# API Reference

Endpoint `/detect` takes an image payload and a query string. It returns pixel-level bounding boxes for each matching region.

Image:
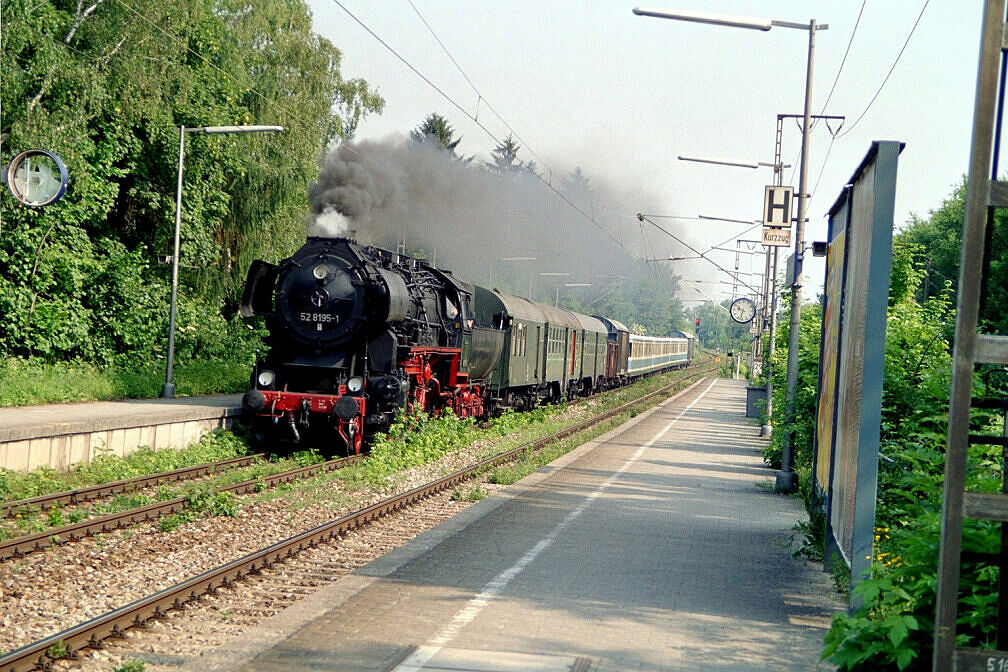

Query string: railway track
[0,454,364,560]
[1,454,266,518]
[1,367,714,672]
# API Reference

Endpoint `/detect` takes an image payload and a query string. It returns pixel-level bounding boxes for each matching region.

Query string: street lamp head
[698,214,761,225]
[633,7,771,31]
[678,155,759,169]
[194,125,285,135]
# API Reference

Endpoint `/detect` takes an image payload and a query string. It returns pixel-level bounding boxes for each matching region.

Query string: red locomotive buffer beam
[251,389,365,455]
[399,347,486,420]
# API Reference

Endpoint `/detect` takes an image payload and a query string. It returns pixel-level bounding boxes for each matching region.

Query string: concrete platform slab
[0,394,243,471]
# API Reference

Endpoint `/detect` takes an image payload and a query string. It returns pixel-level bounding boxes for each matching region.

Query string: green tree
[900,178,1008,333]
[487,133,538,176]
[1,0,382,369]
[411,112,462,154]
[488,133,521,174]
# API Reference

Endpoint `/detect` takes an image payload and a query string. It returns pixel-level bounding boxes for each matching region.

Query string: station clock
[729,296,757,324]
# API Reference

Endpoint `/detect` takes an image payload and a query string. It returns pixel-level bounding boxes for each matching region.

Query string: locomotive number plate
[299,312,337,324]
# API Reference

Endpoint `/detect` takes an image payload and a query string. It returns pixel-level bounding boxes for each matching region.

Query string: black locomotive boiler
[240,236,693,455]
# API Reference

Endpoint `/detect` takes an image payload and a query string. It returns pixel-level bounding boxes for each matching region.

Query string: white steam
[310,206,353,238]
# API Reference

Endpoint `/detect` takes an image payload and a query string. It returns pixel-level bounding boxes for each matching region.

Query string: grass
[113,661,146,672]
[451,485,489,502]
[0,357,250,407]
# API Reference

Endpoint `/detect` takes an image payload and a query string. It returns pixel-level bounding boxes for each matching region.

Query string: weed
[46,640,69,660]
[291,448,324,467]
[451,486,487,502]
[187,491,238,518]
[113,660,146,672]
[159,489,239,533]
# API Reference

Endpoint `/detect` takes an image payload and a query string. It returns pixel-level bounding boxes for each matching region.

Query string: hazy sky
[306,0,982,300]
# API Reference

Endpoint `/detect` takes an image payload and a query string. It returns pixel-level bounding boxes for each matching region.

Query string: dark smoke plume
[307,135,684,295]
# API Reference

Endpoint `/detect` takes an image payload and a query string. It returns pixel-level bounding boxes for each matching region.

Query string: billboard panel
[817,141,902,607]
[815,222,846,490]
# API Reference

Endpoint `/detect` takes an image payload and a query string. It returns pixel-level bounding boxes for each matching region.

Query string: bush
[362,412,478,484]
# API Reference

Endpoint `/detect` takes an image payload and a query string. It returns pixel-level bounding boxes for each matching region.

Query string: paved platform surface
[0,394,243,442]
[189,378,840,672]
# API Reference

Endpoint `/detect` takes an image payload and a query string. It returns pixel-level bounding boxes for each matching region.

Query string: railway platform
[0,393,243,472]
[185,377,841,672]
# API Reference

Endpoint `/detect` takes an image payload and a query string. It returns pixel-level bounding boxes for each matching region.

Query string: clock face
[730,297,757,324]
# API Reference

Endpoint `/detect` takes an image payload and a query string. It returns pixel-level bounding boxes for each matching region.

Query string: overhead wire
[816,0,867,122]
[838,0,930,138]
[809,133,838,208]
[792,0,864,205]
[781,0,907,204]
[637,215,762,293]
[795,0,928,216]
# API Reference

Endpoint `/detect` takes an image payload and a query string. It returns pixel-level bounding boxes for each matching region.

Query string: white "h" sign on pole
[763,185,793,228]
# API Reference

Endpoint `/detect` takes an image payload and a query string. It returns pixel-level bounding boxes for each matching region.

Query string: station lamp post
[562,283,592,307]
[161,124,284,399]
[539,272,570,306]
[490,256,537,296]
[634,6,827,493]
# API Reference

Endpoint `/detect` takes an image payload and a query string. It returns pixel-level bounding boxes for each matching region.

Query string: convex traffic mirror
[5,149,69,207]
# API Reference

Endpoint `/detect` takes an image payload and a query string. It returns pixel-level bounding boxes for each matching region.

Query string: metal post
[161,126,186,399]
[933,1,1006,666]
[160,124,283,399]
[776,19,817,493]
[762,246,779,437]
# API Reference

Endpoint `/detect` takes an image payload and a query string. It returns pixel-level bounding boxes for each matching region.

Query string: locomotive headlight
[312,264,329,280]
[346,376,364,393]
[257,370,276,388]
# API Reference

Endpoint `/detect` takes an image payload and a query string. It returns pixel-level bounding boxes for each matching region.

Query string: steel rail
[0,454,365,560]
[1,454,266,518]
[1,368,713,672]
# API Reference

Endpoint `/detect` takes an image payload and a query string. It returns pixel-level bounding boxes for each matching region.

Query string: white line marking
[394,379,718,671]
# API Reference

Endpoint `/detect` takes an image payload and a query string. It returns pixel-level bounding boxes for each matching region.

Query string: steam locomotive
[240,237,693,455]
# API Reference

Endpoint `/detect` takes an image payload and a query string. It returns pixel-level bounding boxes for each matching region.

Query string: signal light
[695,318,701,326]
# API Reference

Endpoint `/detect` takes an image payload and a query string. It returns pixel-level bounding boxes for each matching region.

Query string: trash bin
[746,387,766,418]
